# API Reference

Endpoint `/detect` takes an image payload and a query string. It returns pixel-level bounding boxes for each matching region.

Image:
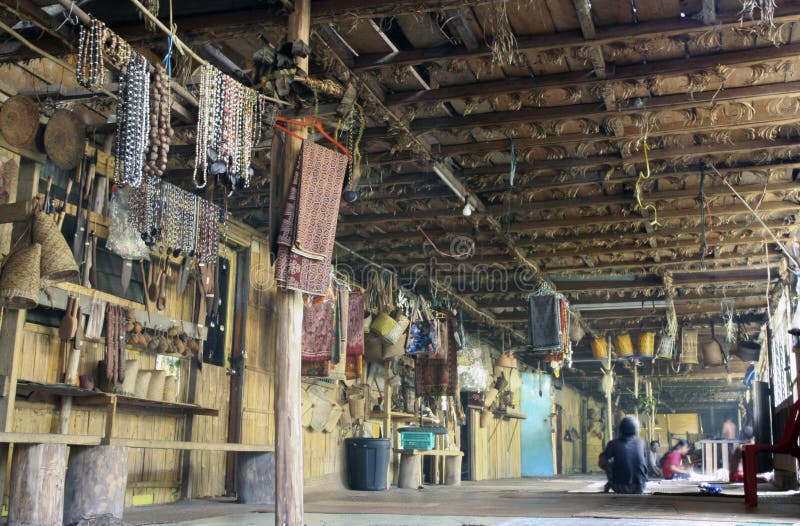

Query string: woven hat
[0,243,41,309]
[43,110,83,170]
[32,209,79,282]
[0,95,39,148]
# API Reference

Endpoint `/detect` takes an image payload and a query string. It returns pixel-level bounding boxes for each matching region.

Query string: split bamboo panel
[469,408,521,481]
[241,368,275,446]
[188,364,230,498]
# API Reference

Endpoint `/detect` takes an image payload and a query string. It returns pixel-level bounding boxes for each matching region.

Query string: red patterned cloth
[275,140,348,296]
[301,293,336,362]
[347,291,365,356]
[346,355,363,380]
[415,316,459,397]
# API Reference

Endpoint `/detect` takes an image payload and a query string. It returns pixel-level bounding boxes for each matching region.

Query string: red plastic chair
[743,398,800,506]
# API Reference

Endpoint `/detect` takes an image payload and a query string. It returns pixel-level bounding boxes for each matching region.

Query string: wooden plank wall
[14,324,192,505]
[469,408,522,480]
[555,385,584,474]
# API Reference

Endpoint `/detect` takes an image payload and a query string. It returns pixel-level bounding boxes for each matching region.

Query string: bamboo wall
[468,408,522,480]
[13,324,194,505]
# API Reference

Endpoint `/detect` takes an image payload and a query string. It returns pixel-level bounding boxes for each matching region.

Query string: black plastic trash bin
[345,437,391,490]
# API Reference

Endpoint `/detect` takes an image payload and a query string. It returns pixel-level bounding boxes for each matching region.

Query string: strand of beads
[114,52,151,188]
[144,64,172,178]
[197,198,220,266]
[76,17,105,88]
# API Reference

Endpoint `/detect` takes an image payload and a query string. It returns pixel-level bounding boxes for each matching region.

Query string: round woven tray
[0,96,39,148]
[44,110,83,170]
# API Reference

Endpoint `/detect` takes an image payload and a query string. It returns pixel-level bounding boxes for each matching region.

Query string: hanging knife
[44,175,53,214]
[177,254,192,296]
[72,159,86,261]
[120,259,133,295]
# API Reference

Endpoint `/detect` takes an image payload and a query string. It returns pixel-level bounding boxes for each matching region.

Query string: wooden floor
[122,476,800,525]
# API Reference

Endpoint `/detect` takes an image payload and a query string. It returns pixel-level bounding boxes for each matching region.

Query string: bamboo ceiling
[0,0,796,378]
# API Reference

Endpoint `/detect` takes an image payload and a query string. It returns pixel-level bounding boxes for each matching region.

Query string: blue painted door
[520,372,554,476]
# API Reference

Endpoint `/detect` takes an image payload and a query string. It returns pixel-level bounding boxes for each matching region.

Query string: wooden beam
[350,5,800,72]
[462,137,800,179]
[381,80,800,136]
[702,0,717,24]
[0,159,38,508]
[544,254,783,274]
[339,181,800,225]
[384,21,800,107]
[478,289,767,308]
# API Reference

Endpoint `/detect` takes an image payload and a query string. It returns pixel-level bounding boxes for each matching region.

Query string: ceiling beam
[348,5,800,72]
[375,80,800,137]
[339,180,800,225]
[702,0,718,24]
[384,23,800,107]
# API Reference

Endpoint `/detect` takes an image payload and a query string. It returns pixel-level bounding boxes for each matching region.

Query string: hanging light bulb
[462,194,473,217]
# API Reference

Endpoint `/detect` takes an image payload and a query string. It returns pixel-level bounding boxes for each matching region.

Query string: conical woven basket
[0,243,41,309]
[33,210,79,282]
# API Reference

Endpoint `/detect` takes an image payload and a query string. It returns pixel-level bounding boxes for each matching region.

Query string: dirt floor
[124,476,800,525]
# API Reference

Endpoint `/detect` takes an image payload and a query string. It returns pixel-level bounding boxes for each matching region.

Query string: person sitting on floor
[661,439,693,480]
[647,440,662,478]
[598,416,648,494]
[728,425,774,484]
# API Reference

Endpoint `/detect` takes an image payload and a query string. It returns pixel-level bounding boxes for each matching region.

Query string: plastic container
[345,437,391,491]
[398,429,436,450]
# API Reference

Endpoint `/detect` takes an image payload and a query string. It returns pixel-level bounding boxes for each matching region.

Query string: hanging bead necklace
[114,52,151,188]
[76,17,105,88]
[143,64,172,178]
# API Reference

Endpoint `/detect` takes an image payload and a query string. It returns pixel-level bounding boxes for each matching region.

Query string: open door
[520,372,554,476]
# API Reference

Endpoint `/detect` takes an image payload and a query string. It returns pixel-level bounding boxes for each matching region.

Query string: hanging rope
[634,141,660,227]
[699,166,709,269]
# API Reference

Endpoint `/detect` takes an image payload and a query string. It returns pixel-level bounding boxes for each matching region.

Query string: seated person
[729,425,773,484]
[598,416,648,494]
[661,439,693,480]
[647,440,662,478]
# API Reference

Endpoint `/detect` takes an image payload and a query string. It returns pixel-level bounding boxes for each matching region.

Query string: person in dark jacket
[598,416,648,494]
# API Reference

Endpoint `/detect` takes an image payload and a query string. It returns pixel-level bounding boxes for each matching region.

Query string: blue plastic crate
[399,430,435,451]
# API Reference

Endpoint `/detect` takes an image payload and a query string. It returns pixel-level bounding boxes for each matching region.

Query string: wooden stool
[64,446,129,525]
[396,449,464,488]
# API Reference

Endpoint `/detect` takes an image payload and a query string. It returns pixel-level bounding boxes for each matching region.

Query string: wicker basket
[371,312,398,342]
[0,95,39,148]
[0,243,41,309]
[33,210,79,282]
[681,328,699,365]
[637,332,655,357]
[591,337,608,359]
[655,334,675,360]
[615,333,634,357]
[163,376,178,402]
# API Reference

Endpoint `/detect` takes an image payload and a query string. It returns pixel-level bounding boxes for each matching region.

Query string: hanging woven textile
[528,294,563,352]
[415,316,458,396]
[275,140,348,296]
[301,290,336,363]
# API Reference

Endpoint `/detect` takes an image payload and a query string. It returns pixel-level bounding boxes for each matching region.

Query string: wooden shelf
[370,411,437,423]
[16,381,219,417]
[394,449,463,457]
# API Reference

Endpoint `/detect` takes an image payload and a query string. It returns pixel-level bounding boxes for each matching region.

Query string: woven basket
[615,333,634,357]
[364,333,383,362]
[0,95,39,148]
[120,359,139,395]
[43,110,83,170]
[702,340,724,366]
[591,337,608,359]
[382,329,407,359]
[371,312,398,341]
[147,370,166,400]
[681,328,699,365]
[33,210,79,282]
[134,370,151,398]
[655,334,675,360]
[0,243,41,309]
[163,376,178,402]
[569,320,585,343]
[637,332,655,357]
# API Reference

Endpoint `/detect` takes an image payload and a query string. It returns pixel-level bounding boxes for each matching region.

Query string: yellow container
[591,337,608,359]
[615,333,634,357]
[637,332,655,356]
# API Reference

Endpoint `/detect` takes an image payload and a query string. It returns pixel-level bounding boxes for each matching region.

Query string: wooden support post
[103,394,118,445]
[605,350,613,442]
[384,360,392,489]
[273,5,309,525]
[633,362,639,421]
[57,306,85,434]
[0,159,39,507]
[8,443,67,526]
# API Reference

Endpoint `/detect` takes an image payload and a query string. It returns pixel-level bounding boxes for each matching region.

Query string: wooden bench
[396,449,464,488]
[0,432,274,452]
